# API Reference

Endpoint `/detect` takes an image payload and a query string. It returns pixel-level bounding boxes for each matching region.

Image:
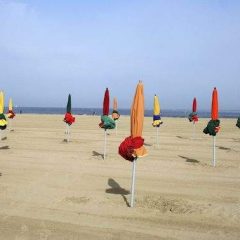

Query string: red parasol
[192,97,197,113]
[103,88,109,116]
[211,87,218,120]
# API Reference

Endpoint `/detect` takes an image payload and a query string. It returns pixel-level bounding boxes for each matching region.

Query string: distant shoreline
[13,107,239,118]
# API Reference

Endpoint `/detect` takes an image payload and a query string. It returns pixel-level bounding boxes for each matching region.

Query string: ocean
[15,107,239,118]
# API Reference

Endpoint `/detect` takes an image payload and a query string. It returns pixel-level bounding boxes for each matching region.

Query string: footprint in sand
[137,196,208,215]
[64,196,90,204]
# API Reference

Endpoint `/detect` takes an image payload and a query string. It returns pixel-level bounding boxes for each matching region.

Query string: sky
[0,0,240,110]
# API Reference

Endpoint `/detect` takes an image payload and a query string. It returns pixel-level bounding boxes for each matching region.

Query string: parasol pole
[115,120,118,136]
[156,127,159,148]
[65,123,70,142]
[8,119,11,132]
[192,121,196,139]
[9,118,13,132]
[213,136,216,167]
[103,129,107,159]
[67,124,70,142]
[130,158,137,207]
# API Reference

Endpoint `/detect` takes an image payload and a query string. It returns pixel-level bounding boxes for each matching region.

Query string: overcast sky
[0,0,240,110]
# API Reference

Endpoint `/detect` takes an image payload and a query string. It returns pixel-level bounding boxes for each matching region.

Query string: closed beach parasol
[63,94,75,142]
[119,81,147,207]
[112,97,120,135]
[236,117,240,128]
[188,97,198,122]
[188,97,198,138]
[152,94,163,147]
[7,98,15,131]
[99,88,115,159]
[112,97,120,121]
[0,91,7,142]
[203,87,220,166]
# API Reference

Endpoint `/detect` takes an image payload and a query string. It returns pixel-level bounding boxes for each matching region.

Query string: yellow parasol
[0,91,7,130]
[152,94,163,147]
[7,98,16,119]
[0,92,4,114]
[153,95,160,121]
[9,98,13,111]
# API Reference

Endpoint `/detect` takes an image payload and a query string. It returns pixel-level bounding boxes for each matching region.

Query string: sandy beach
[0,114,239,240]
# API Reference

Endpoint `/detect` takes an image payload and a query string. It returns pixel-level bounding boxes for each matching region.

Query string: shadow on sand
[144,143,152,147]
[178,155,200,163]
[92,151,104,159]
[0,146,10,150]
[106,178,130,207]
[217,146,231,151]
[176,136,187,139]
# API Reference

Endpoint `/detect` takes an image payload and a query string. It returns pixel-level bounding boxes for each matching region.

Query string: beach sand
[0,115,239,240]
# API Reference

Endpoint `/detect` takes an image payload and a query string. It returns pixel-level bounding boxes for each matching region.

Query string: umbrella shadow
[217,146,231,151]
[176,136,187,139]
[178,155,200,163]
[144,143,152,146]
[0,146,10,150]
[105,178,130,207]
[92,151,104,159]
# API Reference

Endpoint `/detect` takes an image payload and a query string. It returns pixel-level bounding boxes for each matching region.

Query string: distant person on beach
[20,110,22,114]
[93,111,96,116]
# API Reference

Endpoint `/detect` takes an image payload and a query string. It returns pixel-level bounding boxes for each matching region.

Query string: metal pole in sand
[115,121,118,136]
[213,136,216,167]
[67,124,70,142]
[65,124,70,142]
[8,119,12,132]
[156,127,159,148]
[130,158,137,207]
[103,129,107,159]
[192,122,196,139]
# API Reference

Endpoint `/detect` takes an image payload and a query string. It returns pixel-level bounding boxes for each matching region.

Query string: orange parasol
[113,97,117,111]
[130,81,147,157]
[118,81,147,207]
[112,97,120,121]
